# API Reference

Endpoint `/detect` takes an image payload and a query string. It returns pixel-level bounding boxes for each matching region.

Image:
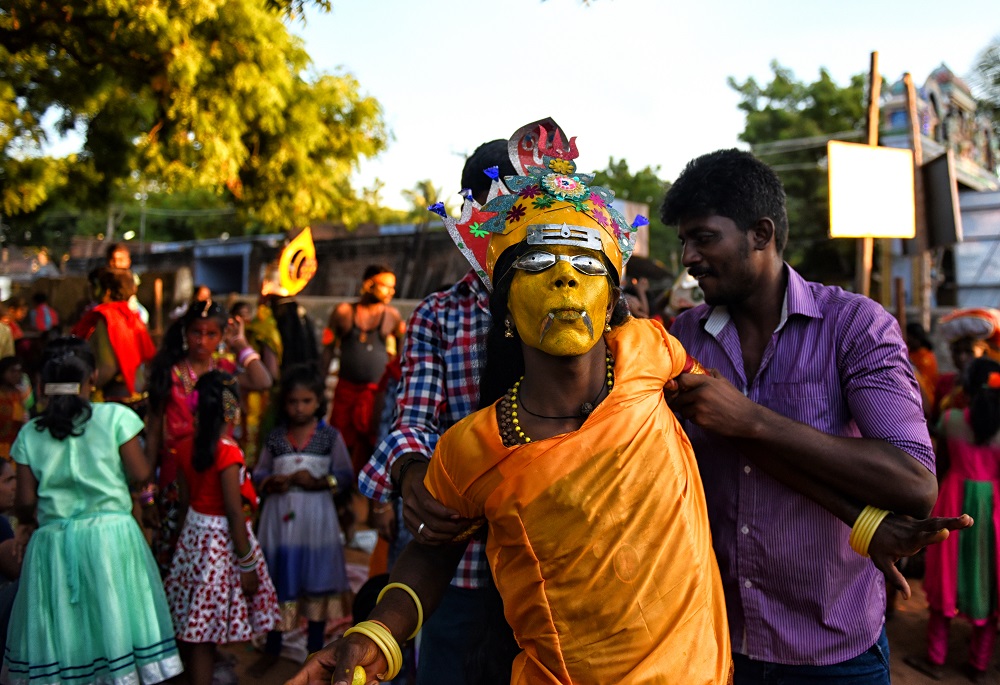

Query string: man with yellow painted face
[287,121,731,685]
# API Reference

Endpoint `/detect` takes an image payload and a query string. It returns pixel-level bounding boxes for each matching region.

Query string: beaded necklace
[177,358,216,396]
[498,352,614,447]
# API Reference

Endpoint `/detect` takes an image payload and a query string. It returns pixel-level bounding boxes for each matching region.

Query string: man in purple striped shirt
[662,149,970,684]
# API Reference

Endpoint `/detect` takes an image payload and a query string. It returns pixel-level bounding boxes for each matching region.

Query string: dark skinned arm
[284,540,466,685]
[672,371,937,517]
[320,303,352,376]
[226,316,272,392]
[220,464,258,596]
[711,425,971,597]
[391,457,473,544]
[144,409,164,478]
[14,464,38,528]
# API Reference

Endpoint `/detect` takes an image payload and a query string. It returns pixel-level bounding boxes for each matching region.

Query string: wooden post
[854,52,881,298]
[903,73,931,331]
[153,278,163,342]
[894,277,907,330]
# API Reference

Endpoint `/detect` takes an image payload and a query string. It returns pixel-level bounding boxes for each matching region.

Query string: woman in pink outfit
[916,357,1000,682]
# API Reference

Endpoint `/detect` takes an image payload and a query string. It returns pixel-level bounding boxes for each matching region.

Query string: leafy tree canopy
[729,62,867,284]
[1,0,387,238]
[971,34,1000,138]
[591,157,677,271]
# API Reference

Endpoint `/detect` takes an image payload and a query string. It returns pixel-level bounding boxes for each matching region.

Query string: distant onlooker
[0,313,12,360]
[934,308,1000,421]
[71,268,157,410]
[0,458,22,655]
[0,298,27,343]
[623,283,649,318]
[323,265,405,476]
[907,357,1000,681]
[106,242,132,271]
[0,358,27,463]
[906,322,939,415]
[106,242,150,324]
[28,293,59,334]
[169,284,212,321]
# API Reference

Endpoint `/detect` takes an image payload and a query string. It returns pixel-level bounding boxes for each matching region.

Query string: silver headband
[526,224,604,251]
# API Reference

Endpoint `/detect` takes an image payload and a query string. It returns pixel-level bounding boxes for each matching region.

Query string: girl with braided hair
[146,299,272,574]
[163,370,279,685]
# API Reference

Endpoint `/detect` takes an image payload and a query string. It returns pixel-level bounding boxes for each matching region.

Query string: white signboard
[827,141,915,239]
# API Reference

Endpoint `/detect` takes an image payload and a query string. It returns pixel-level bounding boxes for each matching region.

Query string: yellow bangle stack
[849,505,891,557]
[376,582,424,640]
[342,620,402,681]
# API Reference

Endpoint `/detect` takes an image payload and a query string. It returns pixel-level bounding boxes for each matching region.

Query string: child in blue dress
[2,337,182,685]
[251,364,354,672]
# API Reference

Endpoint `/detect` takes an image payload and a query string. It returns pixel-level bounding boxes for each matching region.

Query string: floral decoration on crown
[477,124,638,259]
[430,119,642,291]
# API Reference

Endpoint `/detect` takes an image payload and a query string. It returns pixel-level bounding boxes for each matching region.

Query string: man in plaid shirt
[359,139,515,684]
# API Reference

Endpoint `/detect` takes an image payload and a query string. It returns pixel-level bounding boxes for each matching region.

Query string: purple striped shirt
[671,265,934,666]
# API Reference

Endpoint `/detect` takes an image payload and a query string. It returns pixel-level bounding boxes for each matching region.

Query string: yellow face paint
[508,244,612,357]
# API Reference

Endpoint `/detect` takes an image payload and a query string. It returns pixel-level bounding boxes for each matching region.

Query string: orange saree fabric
[425,318,731,685]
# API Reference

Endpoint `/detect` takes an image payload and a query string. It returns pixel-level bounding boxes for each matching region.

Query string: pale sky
[292,0,999,210]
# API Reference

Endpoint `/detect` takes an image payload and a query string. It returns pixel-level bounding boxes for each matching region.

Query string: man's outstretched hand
[869,513,974,599]
[284,636,385,685]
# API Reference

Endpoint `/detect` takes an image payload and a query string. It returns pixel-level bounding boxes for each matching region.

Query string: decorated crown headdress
[430,118,645,292]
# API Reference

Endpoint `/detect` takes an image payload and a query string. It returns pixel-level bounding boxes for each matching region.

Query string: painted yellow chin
[508,246,611,357]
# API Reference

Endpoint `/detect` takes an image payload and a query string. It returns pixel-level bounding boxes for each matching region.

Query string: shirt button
[744,465,752,474]
[741,525,749,535]
[744,579,753,588]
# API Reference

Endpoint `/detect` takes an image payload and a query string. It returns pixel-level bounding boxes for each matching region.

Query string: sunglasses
[511,251,609,277]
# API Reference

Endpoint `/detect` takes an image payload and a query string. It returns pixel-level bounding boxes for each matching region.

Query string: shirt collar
[700,263,822,339]
[457,269,491,312]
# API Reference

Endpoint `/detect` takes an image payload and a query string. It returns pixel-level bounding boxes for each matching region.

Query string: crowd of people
[0,119,997,685]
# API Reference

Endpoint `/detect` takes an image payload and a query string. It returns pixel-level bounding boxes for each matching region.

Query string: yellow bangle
[363,621,401,681]
[849,507,878,555]
[343,620,402,680]
[376,582,424,640]
[849,505,891,557]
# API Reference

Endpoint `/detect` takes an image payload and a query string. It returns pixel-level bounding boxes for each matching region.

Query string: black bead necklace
[499,352,614,447]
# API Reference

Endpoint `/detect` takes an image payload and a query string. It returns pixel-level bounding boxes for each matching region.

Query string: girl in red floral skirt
[164,371,280,685]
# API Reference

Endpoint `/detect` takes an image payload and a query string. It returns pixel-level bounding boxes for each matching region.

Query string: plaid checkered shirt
[359,270,492,588]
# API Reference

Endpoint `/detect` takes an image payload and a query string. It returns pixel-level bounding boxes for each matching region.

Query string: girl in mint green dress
[2,338,183,685]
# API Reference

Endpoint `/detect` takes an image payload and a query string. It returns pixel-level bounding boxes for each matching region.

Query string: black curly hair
[461,140,517,205]
[660,148,789,254]
[192,370,239,472]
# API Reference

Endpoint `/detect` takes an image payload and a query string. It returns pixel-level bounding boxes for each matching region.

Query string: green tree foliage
[728,62,868,284]
[402,179,443,224]
[591,157,677,269]
[971,34,1000,139]
[0,0,387,238]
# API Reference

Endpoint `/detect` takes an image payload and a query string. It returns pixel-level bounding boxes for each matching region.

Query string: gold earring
[604,323,612,333]
[505,318,514,338]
